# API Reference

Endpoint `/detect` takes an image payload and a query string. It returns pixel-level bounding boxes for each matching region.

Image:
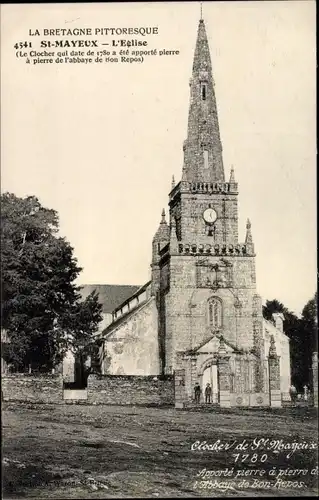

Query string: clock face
[203,208,217,224]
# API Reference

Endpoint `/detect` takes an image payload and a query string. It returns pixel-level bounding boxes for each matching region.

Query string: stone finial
[229,165,235,183]
[269,335,277,357]
[161,208,166,224]
[245,218,253,245]
[152,208,169,246]
[171,175,175,189]
[218,336,227,356]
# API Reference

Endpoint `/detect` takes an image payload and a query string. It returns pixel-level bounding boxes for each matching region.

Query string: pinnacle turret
[153,209,169,242]
[245,218,255,255]
[170,216,179,254]
[229,165,235,183]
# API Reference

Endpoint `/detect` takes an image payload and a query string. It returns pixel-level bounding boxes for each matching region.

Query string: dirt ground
[2,403,318,498]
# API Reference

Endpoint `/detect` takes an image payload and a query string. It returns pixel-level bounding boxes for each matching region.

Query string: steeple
[183,18,225,183]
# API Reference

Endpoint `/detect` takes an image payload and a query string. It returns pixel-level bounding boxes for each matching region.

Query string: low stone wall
[2,374,63,404]
[87,374,174,406]
[230,392,269,407]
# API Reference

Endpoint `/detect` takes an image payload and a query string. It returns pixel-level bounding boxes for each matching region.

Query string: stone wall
[2,374,63,404]
[263,319,291,399]
[229,392,269,407]
[164,254,259,371]
[87,374,174,406]
[102,297,160,376]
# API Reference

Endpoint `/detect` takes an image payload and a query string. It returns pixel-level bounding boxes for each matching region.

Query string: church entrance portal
[200,360,219,404]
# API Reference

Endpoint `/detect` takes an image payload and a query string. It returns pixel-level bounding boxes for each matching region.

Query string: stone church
[79,18,291,407]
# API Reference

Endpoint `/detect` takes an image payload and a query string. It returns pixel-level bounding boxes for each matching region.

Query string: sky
[1,1,316,316]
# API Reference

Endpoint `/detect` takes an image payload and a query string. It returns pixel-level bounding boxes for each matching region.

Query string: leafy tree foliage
[263,294,317,391]
[1,192,103,371]
[299,292,317,390]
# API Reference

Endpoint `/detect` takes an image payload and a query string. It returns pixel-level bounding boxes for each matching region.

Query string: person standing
[194,382,201,404]
[304,385,309,402]
[205,383,212,404]
[289,384,297,403]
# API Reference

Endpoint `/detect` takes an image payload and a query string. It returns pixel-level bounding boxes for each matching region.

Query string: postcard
[1,1,317,498]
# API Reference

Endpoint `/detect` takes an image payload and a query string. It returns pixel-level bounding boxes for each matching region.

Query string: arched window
[208,297,222,329]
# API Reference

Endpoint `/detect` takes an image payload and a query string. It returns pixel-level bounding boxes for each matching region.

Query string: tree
[299,292,317,390]
[263,295,317,391]
[1,192,103,371]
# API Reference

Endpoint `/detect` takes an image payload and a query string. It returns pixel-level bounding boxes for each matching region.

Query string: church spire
[183,18,225,183]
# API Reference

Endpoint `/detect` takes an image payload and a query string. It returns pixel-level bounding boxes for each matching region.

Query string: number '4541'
[14,42,32,49]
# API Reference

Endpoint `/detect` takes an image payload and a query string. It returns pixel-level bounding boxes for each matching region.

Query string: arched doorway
[200,358,219,404]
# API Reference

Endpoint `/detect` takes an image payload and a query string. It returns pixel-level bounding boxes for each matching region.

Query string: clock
[203,208,217,224]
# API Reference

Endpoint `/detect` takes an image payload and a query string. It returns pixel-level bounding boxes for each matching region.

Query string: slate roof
[113,280,151,313]
[103,297,153,337]
[79,284,140,313]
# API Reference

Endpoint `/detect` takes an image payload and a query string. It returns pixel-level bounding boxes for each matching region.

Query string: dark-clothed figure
[289,385,297,403]
[205,383,212,403]
[194,383,201,404]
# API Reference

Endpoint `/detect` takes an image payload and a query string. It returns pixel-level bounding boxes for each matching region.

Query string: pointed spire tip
[161,208,166,224]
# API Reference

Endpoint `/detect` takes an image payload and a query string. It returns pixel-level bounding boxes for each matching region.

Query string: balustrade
[178,242,249,256]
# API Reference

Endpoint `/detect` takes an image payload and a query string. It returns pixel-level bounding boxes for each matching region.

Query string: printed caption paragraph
[14,26,180,65]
